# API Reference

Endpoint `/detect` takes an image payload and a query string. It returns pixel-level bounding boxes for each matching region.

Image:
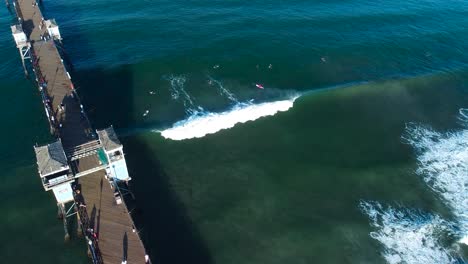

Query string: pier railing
[30,47,58,134]
[66,140,102,160]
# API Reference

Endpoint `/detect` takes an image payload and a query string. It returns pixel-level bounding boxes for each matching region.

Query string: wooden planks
[16,0,92,149]
[79,168,146,263]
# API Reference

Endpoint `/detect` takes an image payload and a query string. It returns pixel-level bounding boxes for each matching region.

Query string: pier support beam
[86,239,92,258]
[18,44,31,77]
[58,203,70,241]
[57,203,63,219]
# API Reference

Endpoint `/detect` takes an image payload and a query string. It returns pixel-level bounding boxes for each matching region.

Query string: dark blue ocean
[1,0,468,263]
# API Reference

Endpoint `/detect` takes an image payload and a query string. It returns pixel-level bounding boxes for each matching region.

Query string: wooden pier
[9,0,150,263]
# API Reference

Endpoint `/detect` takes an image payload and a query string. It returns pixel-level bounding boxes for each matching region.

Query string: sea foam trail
[159,96,298,140]
[165,75,203,114]
[208,76,238,103]
[403,109,468,245]
[360,201,459,264]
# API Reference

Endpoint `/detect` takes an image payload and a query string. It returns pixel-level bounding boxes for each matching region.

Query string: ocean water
[1,0,468,263]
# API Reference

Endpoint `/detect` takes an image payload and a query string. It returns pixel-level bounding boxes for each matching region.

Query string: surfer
[143,110,149,116]
[149,91,155,95]
[213,64,220,69]
[255,84,264,89]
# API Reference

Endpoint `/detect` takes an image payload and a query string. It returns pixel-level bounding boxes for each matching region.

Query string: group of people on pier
[73,186,104,264]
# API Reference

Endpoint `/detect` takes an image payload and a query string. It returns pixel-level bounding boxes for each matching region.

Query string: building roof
[97,127,121,152]
[34,140,69,177]
[10,24,24,34]
[45,19,58,28]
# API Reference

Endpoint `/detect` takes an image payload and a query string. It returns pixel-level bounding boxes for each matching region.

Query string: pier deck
[13,0,149,262]
[79,170,146,263]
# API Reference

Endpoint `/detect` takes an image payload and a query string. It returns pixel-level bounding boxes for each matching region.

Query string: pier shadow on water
[40,1,212,260]
[73,65,213,264]
[124,136,214,264]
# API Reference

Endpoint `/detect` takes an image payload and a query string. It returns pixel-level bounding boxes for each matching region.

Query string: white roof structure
[11,24,24,34]
[45,19,58,28]
[10,24,27,46]
[52,183,74,203]
[45,19,62,40]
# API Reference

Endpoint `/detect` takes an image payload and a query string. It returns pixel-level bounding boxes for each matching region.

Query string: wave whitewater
[403,109,468,245]
[159,96,299,140]
[359,108,468,263]
[360,201,460,264]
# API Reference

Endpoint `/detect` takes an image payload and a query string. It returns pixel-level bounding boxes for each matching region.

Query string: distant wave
[360,201,460,264]
[403,110,468,245]
[159,96,299,140]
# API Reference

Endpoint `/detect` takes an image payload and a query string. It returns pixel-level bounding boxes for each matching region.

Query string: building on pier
[10,24,30,75]
[44,19,62,40]
[98,127,131,182]
[33,127,134,205]
[34,140,74,199]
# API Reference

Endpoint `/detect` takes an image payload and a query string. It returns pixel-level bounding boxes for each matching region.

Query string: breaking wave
[165,75,203,115]
[360,201,460,264]
[403,109,468,245]
[159,96,299,140]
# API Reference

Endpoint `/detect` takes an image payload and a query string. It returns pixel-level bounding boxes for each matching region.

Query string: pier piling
[76,209,83,237]
[57,203,63,219]
[59,203,70,241]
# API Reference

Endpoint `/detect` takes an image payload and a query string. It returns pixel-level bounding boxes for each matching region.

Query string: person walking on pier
[75,189,86,208]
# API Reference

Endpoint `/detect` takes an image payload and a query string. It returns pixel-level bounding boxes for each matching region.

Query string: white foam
[167,75,184,100]
[360,201,459,264]
[403,113,468,244]
[159,96,298,140]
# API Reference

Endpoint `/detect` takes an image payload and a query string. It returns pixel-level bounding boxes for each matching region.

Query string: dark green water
[2,0,468,263]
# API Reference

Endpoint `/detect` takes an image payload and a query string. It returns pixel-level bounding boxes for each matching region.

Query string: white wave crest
[360,201,459,264]
[403,114,468,244]
[208,76,238,103]
[159,96,298,140]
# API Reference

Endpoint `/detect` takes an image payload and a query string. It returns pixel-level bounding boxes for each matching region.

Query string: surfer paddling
[255,84,264,89]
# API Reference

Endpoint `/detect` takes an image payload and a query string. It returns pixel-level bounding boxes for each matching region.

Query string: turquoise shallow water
[1,0,468,263]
